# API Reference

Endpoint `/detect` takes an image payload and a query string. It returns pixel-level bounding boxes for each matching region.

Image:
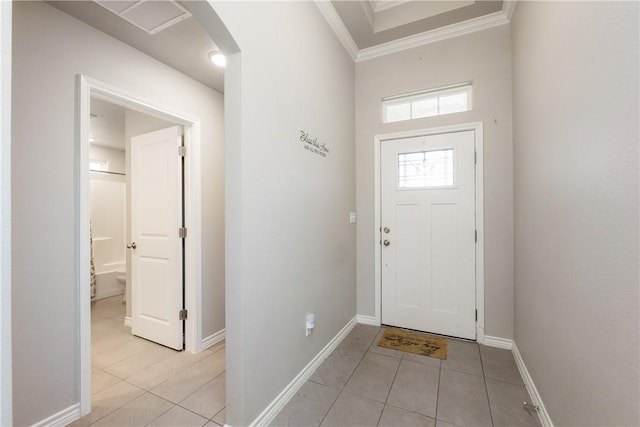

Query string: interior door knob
[383,240,391,246]
[127,242,137,249]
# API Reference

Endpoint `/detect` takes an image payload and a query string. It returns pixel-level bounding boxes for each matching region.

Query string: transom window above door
[382,83,473,123]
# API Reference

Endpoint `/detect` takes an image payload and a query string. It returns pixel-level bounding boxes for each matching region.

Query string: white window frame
[382,83,473,123]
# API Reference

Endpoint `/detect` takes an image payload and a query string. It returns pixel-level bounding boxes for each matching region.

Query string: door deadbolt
[383,227,390,233]
[383,240,391,246]
[127,242,137,249]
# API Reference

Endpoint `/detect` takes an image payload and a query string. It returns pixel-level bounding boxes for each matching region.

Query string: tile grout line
[433,353,442,423]
[90,298,227,427]
[317,327,380,426]
[209,406,226,424]
[317,388,342,426]
[478,346,496,427]
[122,349,215,391]
[375,350,402,426]
[141,395,176,427]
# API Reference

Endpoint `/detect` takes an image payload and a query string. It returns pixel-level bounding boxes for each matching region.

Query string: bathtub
[93,261,126,301]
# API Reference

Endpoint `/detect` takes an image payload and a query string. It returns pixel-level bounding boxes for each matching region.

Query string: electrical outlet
[306,313,315,336]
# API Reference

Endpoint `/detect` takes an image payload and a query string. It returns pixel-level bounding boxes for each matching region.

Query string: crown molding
[371,0,409,13]
[316,1,514,64]
[502,0,517,20]
[356,10,510,62]
[314,1,359,61]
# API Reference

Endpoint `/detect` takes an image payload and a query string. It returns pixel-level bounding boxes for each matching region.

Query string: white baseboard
[249,315,359,427]
[512,342,554,427]
[123,316,131,327]
[483,335,513,350]
[31,403,80,427]
[202,329,225,351]
[356,315,378,326]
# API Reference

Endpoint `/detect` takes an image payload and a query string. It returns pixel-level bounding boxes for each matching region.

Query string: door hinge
[475,230,477,242]
[474,151,477,164]
[179,227,187,238]
[179,309,188,320]
[475,309,478,321]
[178,145,186,157]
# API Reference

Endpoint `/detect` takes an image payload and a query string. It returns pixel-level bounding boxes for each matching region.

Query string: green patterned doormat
[378,328,448,360]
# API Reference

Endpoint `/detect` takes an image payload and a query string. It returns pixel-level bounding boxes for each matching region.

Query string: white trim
[183,123,203,353]
[502,0,517,21]
[31,403,80,427]
[123,316,132,328]
[202,329,226,350]
[373,122,484,342]
[356,315,379,326]
[316,1,515,63]
[358,11,509,62]
[249,316,359,427]
[77,76,92,416]
[475,125,485,345]
[482,335,513,350]
[0,2,11,426]
[77,75,204,416]
[371,0,408,13]
[512,342,554,427]
[314,1,359,61]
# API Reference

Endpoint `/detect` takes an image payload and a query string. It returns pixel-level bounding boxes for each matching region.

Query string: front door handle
[383,240,391,247]
[127,242,137,249]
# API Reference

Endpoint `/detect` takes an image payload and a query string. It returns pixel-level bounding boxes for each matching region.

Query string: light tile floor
[73,301,539,427]
[68,296,226,427]
[272,325,541,427]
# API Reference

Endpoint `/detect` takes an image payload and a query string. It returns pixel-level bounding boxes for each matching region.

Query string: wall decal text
[300,130,329,158]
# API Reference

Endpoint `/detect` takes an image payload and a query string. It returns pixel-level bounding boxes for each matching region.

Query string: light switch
[349,212,357,224]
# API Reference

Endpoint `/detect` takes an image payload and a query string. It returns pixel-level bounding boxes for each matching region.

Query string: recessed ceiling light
[209,51,226,67]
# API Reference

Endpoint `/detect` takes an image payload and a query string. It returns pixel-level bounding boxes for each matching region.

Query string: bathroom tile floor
[67,296,226,427]
[271,324,542,427]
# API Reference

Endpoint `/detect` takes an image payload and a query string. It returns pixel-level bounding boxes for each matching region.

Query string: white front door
[130,126,184,350]
[381,130,476,339]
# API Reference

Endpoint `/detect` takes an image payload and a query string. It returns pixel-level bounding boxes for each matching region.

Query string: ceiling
[48,0,509,91]
[332,1,504,49]
[47,1,224,92]
[90,97,126,150]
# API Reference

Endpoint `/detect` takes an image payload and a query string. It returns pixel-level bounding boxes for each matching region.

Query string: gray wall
[212,2,356,425]
[11,2,224,424]
[511,2,639,425]
[355,25,514,339]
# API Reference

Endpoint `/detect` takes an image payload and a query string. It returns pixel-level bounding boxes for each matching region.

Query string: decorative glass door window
[398,149,455,189]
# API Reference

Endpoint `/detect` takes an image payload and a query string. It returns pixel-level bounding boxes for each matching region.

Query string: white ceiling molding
[314,1,359,61]
[356,10,509,62]
[370,0,410,13]
[502,0,517,21]
[317,1,514,64]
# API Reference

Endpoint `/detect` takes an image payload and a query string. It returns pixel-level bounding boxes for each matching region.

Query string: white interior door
[381,130,476,339]
[130,125,184,350]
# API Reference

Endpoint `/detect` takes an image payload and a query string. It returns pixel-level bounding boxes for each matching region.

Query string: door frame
[76,75,203,415]
[373,121,485,343]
